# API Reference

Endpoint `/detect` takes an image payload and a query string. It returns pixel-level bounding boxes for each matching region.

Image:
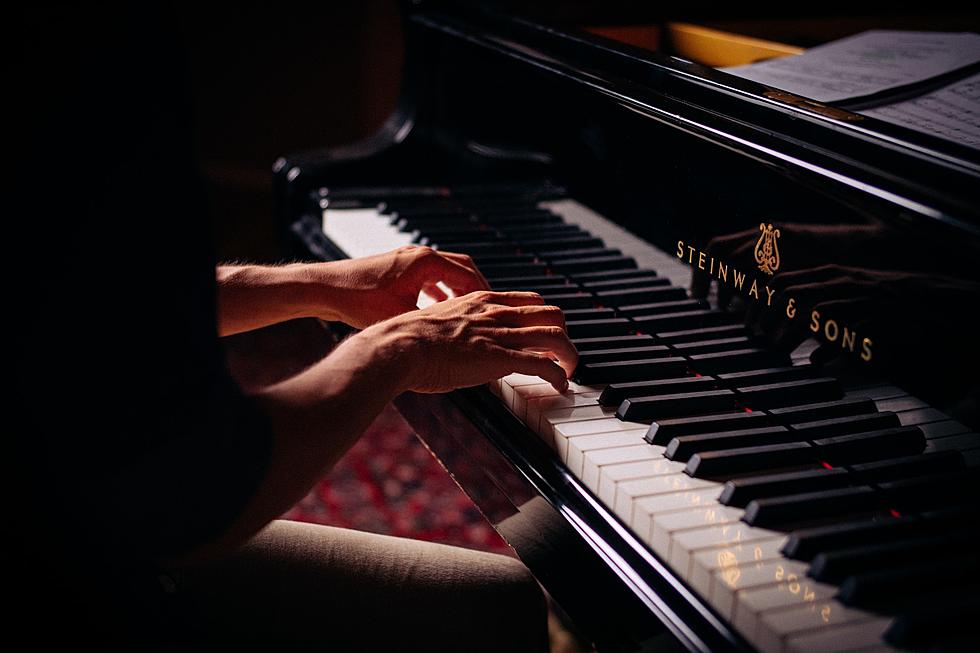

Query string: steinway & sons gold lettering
[676,238,874,363]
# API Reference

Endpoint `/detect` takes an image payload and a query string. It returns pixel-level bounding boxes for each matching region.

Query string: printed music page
[723,30,980,103]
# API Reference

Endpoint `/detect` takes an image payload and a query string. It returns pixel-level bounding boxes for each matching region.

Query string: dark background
[173,1,403,262]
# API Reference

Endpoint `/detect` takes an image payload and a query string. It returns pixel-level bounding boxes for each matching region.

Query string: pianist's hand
[320,245,491,328]
[359,290,578,393]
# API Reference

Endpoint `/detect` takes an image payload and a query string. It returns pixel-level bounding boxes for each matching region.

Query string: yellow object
[666,22,803,67]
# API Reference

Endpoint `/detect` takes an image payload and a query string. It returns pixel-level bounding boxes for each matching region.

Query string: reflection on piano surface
[277,4,980,652]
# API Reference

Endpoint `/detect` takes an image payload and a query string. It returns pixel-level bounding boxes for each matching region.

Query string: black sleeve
[16,3,273,561]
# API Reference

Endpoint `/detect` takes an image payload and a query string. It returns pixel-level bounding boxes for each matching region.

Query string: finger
[501,347,569,392]
[427,256,489,296]
[497,326,578,378]
[438,251,491,290]
[421,281,448,302]
[497,304,566,329]
[472,291,545,307]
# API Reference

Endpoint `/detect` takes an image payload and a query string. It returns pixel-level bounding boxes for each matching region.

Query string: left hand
[313,245,491,328]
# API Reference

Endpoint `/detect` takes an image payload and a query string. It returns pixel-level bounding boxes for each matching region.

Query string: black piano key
[487,274,567,288]
[593,286,689,306]
[837,556,980,610]
[715,365,814,386]
[570,269,659,283]
[478,262,549,277]
[879,471,980,511]
[733,377,842,409]
[537,293,596,310]
[617,389,737,421]
[479,212,563,225]
[493,284,574,295]
[504,224,584,238]
[582,276,670,291]
[685,441,817,478]
[441,242,519,257]
[397,216,476,231]
[719,467,851,507]
[571,334,655,351]
[920,420,971,439]
[646,411,770,445]
[814,426,925,465]
[810,534,969,584]
[848,451,964,484]
[469,253,538,265]
[617,299,708,318]
[599,376,718,407]
[665,425,796,462]
[549,256,638,274]
[789,412,901,440]
[536,247,622,261]
[688,348,789,375]
[670,336,755,356]
[783,506,978,561]
[424,234,507,247]
[520,236,604,251]
[562,307,617,320]
[412,224,489,238]
[768,397,876,424]
[576,345,672,366]
[565,317,633,339]
[744,485,881,528]
[654,324,749,344]
[632,310,737,334]
[885,594,980,649]
[924,432,980,452]
[575,357,688,384]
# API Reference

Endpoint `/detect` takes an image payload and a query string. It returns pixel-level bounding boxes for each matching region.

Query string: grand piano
[274,3,980,651]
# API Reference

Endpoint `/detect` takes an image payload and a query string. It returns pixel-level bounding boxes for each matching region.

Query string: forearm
[215,263,341,336]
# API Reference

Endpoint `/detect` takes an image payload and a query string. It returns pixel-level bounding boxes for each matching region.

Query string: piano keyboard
[321,184,980,653]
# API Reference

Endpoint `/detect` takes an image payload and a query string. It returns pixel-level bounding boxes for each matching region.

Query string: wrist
[351,320,417,395]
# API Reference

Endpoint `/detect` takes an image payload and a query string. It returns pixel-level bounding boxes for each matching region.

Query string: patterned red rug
[224,319,511,555]
[282,404,512,554]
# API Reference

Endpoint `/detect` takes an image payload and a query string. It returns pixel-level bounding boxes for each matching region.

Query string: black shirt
[14,4,272,646]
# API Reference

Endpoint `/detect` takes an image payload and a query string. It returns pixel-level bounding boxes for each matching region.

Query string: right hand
[359,291,578,394]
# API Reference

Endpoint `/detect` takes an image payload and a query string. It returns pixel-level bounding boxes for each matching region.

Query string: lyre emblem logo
[754,223,781,275]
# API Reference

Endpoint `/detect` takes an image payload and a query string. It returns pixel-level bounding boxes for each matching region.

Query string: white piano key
[581,445,664,491]
[322,208,414,258]
[553,417,648,444]
[541,199,692,289]
[734,576,837,643]
[754,600,877,653]
[540,405,617,443]
[528,393,603,439]
[613,474,715,524]
[553,418,649,461]
[710,559,809,622]
[672,522,782,582]
[786,624,895,653]
[629,488,723,549]
[501,374,553,411]
[515,382,602,421]
[651,505,745,567]
[688,534,786,598]
[597,457,686,506]
[566,430,648,474]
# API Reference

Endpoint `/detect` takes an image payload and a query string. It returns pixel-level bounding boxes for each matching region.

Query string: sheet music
[724,31,980,103]
[861,72,980,150]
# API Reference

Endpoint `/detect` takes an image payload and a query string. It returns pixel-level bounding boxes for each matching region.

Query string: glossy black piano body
[276,4,980,652]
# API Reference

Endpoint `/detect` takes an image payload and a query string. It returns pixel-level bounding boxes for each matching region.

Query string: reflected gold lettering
[676,240,685,259]
[765,286,775,306]
[821,605,831,623]
[862,337,874,362]
[824,319,839,342]
[810,310,821,333]
[786,297,796,319]
[842,327,856,352]
[749,278,760,300]
[733,269,746,291]
[698,251,706,270]
[717,261,728,283]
